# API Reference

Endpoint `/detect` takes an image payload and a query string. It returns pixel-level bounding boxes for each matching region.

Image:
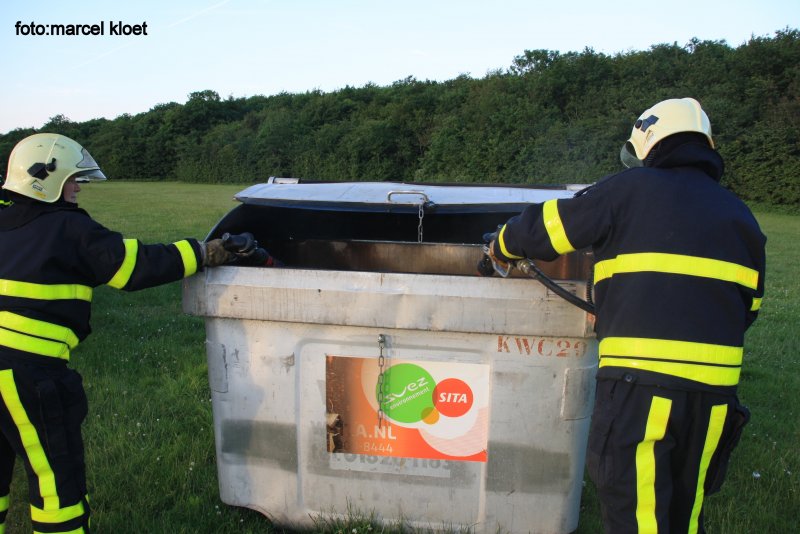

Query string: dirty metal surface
[281,240,593,280]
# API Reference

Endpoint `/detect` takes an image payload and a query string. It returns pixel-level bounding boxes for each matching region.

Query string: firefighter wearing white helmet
[2,133,107,203]
[620,97,715,168]
[0,133,265,532]
[486,98,765,533]
[0,183,10,208]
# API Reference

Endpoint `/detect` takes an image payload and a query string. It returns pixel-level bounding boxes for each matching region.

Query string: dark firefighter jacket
[493,141,766,391]
[0,196,204,363]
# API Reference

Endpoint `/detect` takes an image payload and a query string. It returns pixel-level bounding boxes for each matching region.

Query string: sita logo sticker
[378,363,474,425]
[434,378,473,418]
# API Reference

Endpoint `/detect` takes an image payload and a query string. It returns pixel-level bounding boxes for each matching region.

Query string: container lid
[235,179,587,213]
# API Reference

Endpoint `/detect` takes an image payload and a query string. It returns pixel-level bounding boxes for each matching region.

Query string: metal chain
[417,202,424,243]
[377,334,387,427]
[385,191,430,244]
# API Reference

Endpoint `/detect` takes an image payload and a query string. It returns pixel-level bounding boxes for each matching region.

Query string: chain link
[377,334,387,427]
[385,191,429,244]
[417,202,424,243]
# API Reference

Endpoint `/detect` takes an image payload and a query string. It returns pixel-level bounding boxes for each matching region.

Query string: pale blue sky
[1,0,797,133]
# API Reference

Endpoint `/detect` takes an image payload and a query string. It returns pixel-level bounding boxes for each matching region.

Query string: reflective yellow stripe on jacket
[594,252,759,289]
[497,225,524,260]
[599,337,743,386]
[542,199,576,254]
[594,251,762,331]
[174,240,199,278]
[0,281,88,360]
[0,312,78,348]
[0,279,92,301]
[106,239,138,289]
[105,239,198,288]
[0,312,78,361]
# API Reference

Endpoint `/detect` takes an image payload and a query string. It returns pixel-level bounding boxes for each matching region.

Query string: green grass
[700,211,800,533]
[6,182,799,533]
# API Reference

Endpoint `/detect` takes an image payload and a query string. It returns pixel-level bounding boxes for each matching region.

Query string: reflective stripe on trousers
[586,378,739,534]
[0,366,90,532]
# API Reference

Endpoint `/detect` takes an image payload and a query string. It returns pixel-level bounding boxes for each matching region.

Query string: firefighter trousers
[586,374,749,534]
[0,356,91,533]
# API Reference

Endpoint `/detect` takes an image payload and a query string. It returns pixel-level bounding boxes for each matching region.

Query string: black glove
[223,232,284,267]
[476,229,498,277]
[477,226,511,277]
[205,232,284,268]
[222,232,259,258]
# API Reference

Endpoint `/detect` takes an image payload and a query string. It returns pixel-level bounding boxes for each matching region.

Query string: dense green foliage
[2,29,798,207]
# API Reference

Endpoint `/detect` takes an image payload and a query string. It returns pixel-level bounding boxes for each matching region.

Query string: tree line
[1,28,798,207]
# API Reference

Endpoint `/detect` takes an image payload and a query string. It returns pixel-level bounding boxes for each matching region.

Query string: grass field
[6,182,798,533]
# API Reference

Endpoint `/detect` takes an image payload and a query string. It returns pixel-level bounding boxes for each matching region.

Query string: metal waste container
[183,178,597,534]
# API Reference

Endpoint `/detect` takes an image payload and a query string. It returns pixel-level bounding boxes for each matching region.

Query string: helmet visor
[73,169,107,183]
[620,142,643,169]
[76,148,100,169]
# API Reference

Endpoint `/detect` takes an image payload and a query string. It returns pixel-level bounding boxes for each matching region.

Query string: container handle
[386,190,435,208]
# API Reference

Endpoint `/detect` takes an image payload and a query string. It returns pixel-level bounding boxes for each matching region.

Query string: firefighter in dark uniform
[486,98,766,533]
[0,133,256,532]
[0,175,11,209]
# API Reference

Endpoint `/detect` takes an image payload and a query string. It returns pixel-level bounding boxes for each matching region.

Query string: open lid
[234,178,588,213]
[210,178,595,280]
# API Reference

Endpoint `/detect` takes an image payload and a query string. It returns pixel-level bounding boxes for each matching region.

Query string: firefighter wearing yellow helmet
[3,133,107,202]
[0,133,263,532]
[620,97,715,168]
[487,98,765,533]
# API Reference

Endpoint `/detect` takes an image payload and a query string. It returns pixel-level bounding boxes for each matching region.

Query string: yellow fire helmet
[3,133,107,202]
[620,97,714,168]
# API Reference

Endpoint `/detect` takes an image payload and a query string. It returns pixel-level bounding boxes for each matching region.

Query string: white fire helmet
[3,133,107,202]
[620,97,714,168]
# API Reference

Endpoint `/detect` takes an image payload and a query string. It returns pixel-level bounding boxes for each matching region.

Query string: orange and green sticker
[326,356,489,462]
